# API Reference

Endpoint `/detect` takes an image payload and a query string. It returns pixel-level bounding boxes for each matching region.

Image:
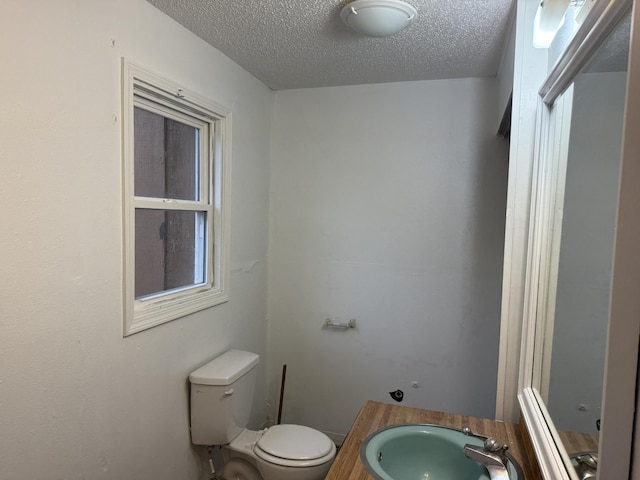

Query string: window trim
[121,59,231,336]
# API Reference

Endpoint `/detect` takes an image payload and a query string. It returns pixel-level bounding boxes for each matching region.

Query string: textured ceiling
[146,0,515,90]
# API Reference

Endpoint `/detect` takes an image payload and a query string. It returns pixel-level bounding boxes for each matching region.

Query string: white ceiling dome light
[340,0,418,38]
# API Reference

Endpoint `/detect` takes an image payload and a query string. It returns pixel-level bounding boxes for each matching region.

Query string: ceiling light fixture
[340,0,418,38]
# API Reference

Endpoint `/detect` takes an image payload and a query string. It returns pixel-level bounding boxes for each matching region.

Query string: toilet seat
[254,424,336,468]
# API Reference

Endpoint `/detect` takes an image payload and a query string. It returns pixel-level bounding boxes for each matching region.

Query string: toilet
[189,350,337,480]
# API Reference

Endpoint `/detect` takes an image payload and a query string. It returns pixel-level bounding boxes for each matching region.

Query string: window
[121,60,231,336]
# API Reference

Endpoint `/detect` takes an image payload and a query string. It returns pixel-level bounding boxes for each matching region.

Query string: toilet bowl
[189,350,337,480]
[223,457,262,480]
[223,425,336,480]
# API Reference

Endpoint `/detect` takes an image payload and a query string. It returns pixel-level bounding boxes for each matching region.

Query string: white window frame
[121,59,231,336]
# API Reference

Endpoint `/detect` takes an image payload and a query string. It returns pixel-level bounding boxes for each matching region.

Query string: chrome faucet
[574,452,598,480]
[462,428,510,480]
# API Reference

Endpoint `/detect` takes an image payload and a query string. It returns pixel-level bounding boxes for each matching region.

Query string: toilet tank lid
[189,350,260,385]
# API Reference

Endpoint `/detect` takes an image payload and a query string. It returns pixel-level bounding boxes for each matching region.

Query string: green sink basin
[360,424,522,480]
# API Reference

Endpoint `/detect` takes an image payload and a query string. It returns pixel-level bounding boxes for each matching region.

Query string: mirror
[517,1,635,479]
[541,9,630,460]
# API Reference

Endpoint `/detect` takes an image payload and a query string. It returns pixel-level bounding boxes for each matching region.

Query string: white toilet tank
[189,350,260,446]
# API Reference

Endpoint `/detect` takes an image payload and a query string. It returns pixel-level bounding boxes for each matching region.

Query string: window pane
[135,209,206,299]
[134,106,200,201]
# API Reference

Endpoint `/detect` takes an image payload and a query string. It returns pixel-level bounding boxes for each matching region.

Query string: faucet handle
[483,437,509,466]
[462,427,485,440]
[484,437,508,453]
[576,453,598,469]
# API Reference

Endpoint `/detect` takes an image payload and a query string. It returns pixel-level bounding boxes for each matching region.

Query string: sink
[359,424,523,480]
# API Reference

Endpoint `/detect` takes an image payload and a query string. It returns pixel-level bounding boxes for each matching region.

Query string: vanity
[325,400,544,480]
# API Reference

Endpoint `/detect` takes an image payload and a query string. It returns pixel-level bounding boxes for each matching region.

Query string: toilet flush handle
[224,388,234,396]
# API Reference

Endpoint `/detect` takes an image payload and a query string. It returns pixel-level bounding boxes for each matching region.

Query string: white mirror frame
[517,0,639,479]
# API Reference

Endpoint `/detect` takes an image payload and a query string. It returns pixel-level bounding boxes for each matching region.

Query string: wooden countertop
[325,400,543,480]
[557,429,598,455]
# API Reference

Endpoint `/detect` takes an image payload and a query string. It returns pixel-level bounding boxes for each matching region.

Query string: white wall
[0,2,272,479]
[267,78,509,442]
